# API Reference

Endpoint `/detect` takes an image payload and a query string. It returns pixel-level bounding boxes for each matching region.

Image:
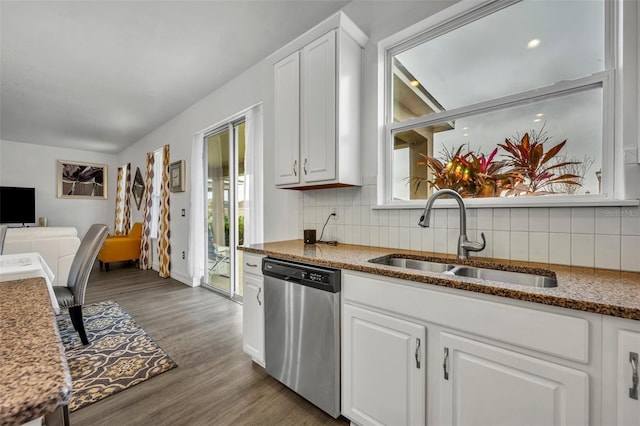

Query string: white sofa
[4,227,81,286]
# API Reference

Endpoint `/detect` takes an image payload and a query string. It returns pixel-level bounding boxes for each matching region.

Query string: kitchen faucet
[418,189,486,259]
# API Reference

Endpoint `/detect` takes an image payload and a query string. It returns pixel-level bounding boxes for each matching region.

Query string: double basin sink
[369,255,557,288]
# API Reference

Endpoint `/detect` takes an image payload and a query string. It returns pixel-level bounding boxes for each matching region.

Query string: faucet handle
[462,232,486,252]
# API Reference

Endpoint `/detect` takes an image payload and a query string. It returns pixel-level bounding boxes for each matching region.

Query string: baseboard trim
[171,270,194,287]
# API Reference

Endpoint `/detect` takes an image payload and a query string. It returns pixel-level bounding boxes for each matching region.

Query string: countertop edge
[239,244,640,321]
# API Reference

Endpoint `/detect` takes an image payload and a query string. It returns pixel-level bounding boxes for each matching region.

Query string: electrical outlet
[182,251,185,260]
[330,207,338,219]
[181,209,186,217]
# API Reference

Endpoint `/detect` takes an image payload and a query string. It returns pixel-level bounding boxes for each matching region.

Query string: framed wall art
[169,160,186,192]
[57,160,108,199]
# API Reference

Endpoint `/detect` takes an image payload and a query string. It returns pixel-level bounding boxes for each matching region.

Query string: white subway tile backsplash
[595,234,621,270]
[369,228,379,247]
[378,227,389,248]
[510,231,529,261]
[571,208,595,234]
[301,185,634,270]
[477,209,493,229]
[622,208,640,235]
[466,209,477,230]
[529,208,549,233]
[434,229,448,253]
[359,206,370,226]
[549,208,571,233]
[571,234,595,267]
[421,228,434,252]
[360,226,371,247]
[493,209,510,231]
[595,207,621,235]
[448,209,460,229]
[434,209,448,228]
[447,229,459,255]
[493,230,510,260]
[378,210,389,227]
[398,228,411,250]
[529,232,549,263]
[388,209,399,227]
[510,209,529,232]
[621,236,640,272]
[549,233,571,265]
[388,228,400,249]
[410,229,422,251]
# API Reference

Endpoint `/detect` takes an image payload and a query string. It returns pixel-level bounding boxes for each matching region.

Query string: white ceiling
[0,0,349,154]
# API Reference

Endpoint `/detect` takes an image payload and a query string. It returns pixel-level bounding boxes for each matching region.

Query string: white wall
[0,139,118,238]
[118,59,300,285]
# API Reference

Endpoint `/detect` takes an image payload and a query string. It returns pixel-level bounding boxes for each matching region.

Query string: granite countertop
[0,278,72,426]
[240,240,640,321]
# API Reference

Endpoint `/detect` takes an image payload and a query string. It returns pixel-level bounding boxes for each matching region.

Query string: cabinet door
[439,332,589,426]
[274,51,300,185]
[616,330,640,425]
[343,304,425,426]
[242,274,264,366]
[301,30,336,183]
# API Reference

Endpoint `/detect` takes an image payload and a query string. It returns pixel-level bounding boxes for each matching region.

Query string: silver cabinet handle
[245,262,258,268]
[303,158,308,175]
[415,338,421,369]
[257,287,262,306]
[293,160,297,177]
[443,347,449,380]
[631,352,639,400]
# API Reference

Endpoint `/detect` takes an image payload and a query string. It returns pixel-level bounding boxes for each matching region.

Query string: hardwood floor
[70,263,349,426]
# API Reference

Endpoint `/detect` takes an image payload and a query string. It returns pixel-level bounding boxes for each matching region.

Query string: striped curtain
[122,163,132,233]
[114,166,126,235]
[139,153,154,270]
[158,144,171,278]
[113,163,132,236]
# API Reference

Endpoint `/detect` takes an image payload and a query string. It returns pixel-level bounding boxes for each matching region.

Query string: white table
[0,253,59,314]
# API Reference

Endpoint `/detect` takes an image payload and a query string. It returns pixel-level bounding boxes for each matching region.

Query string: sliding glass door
[205,120,245,300]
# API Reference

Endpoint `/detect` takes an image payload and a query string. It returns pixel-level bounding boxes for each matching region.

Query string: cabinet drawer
[344,271,591,364]
[242,253,264,277]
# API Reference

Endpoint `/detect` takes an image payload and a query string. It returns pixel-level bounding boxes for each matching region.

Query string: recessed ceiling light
[463,133,469,137]
[409,80,420,87]
[463,127,468,130]
[527,39,541,49]
[536,113,544,117]
[533,118,541,122]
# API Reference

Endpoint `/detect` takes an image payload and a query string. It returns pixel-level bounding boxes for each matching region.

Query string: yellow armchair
[98,222,142,271]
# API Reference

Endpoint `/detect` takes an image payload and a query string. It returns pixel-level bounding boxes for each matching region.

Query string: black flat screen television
[0,186,36,225]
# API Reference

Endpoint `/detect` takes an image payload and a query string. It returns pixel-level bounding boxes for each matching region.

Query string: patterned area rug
[57,300,178,411]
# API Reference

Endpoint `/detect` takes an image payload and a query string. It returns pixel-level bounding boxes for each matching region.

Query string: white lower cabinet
[603,317,640,426]
[242,254,265,366]
[341,271,600,426]
[342,304,425,426]
[439,332,589,426]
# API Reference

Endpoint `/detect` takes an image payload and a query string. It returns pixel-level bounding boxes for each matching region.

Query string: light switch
[181,209,186,217]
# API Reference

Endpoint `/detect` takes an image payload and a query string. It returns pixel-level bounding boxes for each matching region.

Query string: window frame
[379,0,626,208]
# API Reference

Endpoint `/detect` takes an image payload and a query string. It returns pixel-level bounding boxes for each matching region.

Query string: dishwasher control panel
[262,258,341,293]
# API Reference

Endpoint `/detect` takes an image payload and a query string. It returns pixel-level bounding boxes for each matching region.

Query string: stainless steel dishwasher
[262,257,341,418]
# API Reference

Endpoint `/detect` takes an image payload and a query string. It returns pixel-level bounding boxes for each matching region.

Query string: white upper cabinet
[301,31,337,183]
[273,52,300,186]
[271,12,367,189]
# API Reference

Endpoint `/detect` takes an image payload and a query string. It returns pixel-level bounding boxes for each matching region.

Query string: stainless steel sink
[446,266,557,288]
[369,256,455,273]
[368,255,557,288]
